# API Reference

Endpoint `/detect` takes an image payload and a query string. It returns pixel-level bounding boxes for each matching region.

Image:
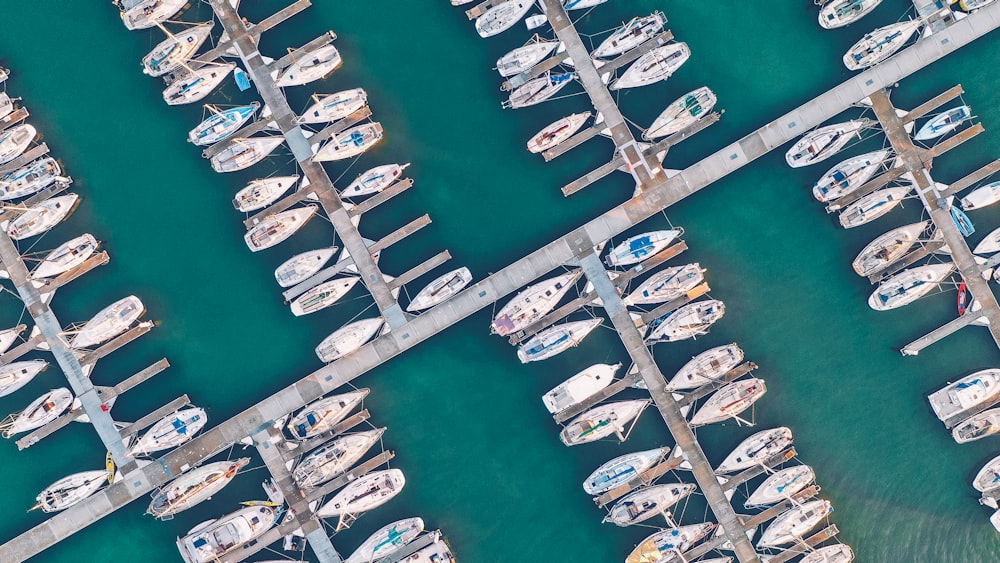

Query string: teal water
[1,1,1000,562]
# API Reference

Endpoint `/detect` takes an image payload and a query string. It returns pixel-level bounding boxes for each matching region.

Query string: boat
[868,263,955,311]
[275,247,337,288]
[30,233,98,280]
[625,522,716,563]
[286,389,369,439]
[516,318,602,363]
[0,92,11,120]
[564,0,609,8]
[844,20,922,71]
[643,87,717,140]
[0,124,36,164]
[812,149,889,202]
[646,299,726,342]
[6,194,78,241]
[290,277,361,316]
[162,63,236,105]
[928,369,1000,422]
[852,221,928,277]
[188,103,258,146]
[0,157,63,201]
[543,363,621,414]
[506,72,575,109]
[0,360,47,398]
[0,325,23,357]
[406,267,473,312]
[233,175,298,212]
[475,0,535,38]
[961,181,1000,210]
[497,39,560,77]
[491,271,581,336]
[819,0,883,29]
[344,517,425,563]
[786,120,870,168]
[801,544,855,563]
[119,0,186,30]
[914,105,972,141]
[210,136,284,173]
[611,42,690,91]
[667,344,744,391]
[69,295,145,349]
[715,427,794,474]
[605,230,681,267]
[397,531,453,563]
[744,465,815,507]
[974,226,1000,255]
[758,499,833,547]
[952,205,975,236]
[838,184,911,228]
[274,43,342,87]
[312,122,383,162]
[961,0,997,9]
[593,13,667,59]
[974,454,1000,492]
[689,378,767,426]
[952,408,1000,443]
[2,388,73,438]
[244,206,318,252]
[142,22,214,76]
[527,112,590,154]
[342,163,410,198]
[316,318,385,362]
[958,280,968,316]
[297,89,368,125]
[583,447,669,495]
[316,468,406,518]
[148,458,249,518]
[623,263,705,305]
[176,505,278,563]
[293,428,385,489]
[605,483,696,526]
[128,407,208,457]
[559,399,650,446]
[32,470,109,513]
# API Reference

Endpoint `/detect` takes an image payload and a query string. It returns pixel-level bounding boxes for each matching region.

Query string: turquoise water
[1,1,1000,561]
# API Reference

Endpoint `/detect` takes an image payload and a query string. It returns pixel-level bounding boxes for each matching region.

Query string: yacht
[297,89,368,125]
[559,399,650,446]
[812,149,889,202]
[611,42,690,90]
[744,465,815,507]
[210,136,284,173]
[31,233,98,280]
[974,225,1000,255]
[286,389,369,439]
[818,0,883,29]
[342,163,409,198]
[605,230,681,267]
[162,63,236,105]
[506,72,575,109]
[6,194,78,241]
[543,363,621,414]
[646,299,726,342]
[786,120,870,168]
[0,360,46,398]
[406,267,473,311]
[188,103,258,146]
[0,124,36,164]
[868,263,954,311]
[2,388,73,438]
[69,295,144,349]
[273,43,342,87]
[497,39,560,77]
[244,206,317,252]
[689,378,767,426]
[914,105,972,141]
[758,499,833,547]
[475,0,535,38]
[593,13,667,59]
[492,271,581,336]
[605,483,696,527]
[623,263,704,305]
[290,276,361,316]
[275,247,337,288]
[233,175,298,212]
[315,318,385,362]
[33,470,109,512]
[0,157,63,200]
[928,369,1000,422]
[316,468,406,517]
[801,544,855,563]
[516,318,602,363]
[119,0,186,30]
[311,122,383,162]
[974,454,1000,492]
[952,408,1000,443]
[625,522,716,563]
[667,344,744,391]
[961,180,1000,210]
[147,458,249,518]
[527,112,590,154]
[128,407,207,457]
[344,517,425,563]
[715,427,794,474]
[292,428,385,489]
[142,22,214,76]
[838,184,911,228]
[583,447,670,494]
[643,87,717,140]
[852,221,928,277]
[843,20,922,71]
[176,505,278,563]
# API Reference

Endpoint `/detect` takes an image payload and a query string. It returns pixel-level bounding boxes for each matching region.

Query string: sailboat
[30,233,98,280]
[974,225,1000,255]
[961,0,997,10]
[0,360,47,398]
[611,42,690,90]
[715,427,794,474]
[32,470,111,512]
[316,469,406,518]
[758,499,833,547]
[142,22,215,77]
[244,206,318,252]
[275,247,337,288]
[818,0,883,29]
[475,0,535,38]
[914,105,972,141]
[786,120,870,167]
[583,447,670,495]
[233,175,298,212]
[2,388,74,438]
[0,124,36,165]
[516,318,602,363]
[273,43,342,87]
[69,295,145,349]
[838,184,911,228]
[344,517,425,563]
[128,407,208,457]
[0,157,63,200]
[176,505,279,563]
[286,389,369,439]
[342,163,410,198]
[605,483,696,527]
[506,72,575,109]
[593,13,667,59]
[801,544,855,563]
[497,38,560,77]
[491,271,581,336]
[844,20,922,71]
[867,263,955,311]
[0,325,24,357]
[852,221,928,277]
[297,89,368,125]
[689,378,767,426]
[559,399,650,446]
[315,318,385,362]
[543,363,621,414]
[406,267,473,311]
[147,458,249,518]
[311,122,383,162]
[667,344,744,391]
[643,87,717,140]
[928,369,1000,422]
[527,112,591,154]
[119,0,186,30]
[744,465,815,507]
[292,428,385,489]
[623,263,704,305]
[605,230,681,267]
[210,136,284,173]
[188,103,259,146]
[646,299,726,342]
[626,522,716,563]
[290,276,362,316]
[812,149,889,202]
[162,63,236,105]
[960,180,1000,210]
[6,194,79,241]
[952,408,1000,443]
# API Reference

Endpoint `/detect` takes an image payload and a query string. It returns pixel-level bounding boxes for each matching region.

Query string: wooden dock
[939,157,1000,198]
[0,143,48,175]
[593,453,683,508]
[867,240,946,283]
[553,369,638,424]
[902,311,986,356]
[674,362,758,409]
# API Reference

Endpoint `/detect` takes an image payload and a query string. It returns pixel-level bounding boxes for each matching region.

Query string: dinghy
[210,136,284,173]
[844,20,922,70]
[316,318,385,362]
[516,318,602,363]
[344,517,425,563]
[812,149,888,202]
[583,447,669,495]
[297,89,368,125]
[715,427,793,474]
[273,43,342,87]
[838,185,911,228]
[292,428,385,489]
[492,271,581,336]
[527,112,590,154]
[312,122,383,162]
[0,124,36,165]
[6,194,78,240]
[623,263,704,305]
[952,408,1000,444]
[33,470,110,513]
[406,267,473,311]
[758,499,833,547]
[961,180,1000,210]
[605,230,681,267]
[69,295,144,349]
[142,22,214,76]
[819,0,883,29]
[31,233,98,280]
[611,43,690,90]
[176,505,278,563]
[543,363,620,414]
[605,483,696,526]
[163,63,235,105]
[868,263,955,311]
[497,39,560,77]
[626,522,716,563]
[0,360,47,398]
[244,206,317,252]
[119,0,186,30]
[188,103,258,146]
[643,87,717,140]
[786,120,870,168]
[275,248,337,288]
[286,389,369,439]
[667,344,744,390]
[2,388,73,438]
[316,468,406,517]
[914,105,972,141]
[646,299,726,342]
[0,157,63,200]
[128,407,207,457]
[852,221,928,277]
[593,13,667,59]
[559,399,650,446]
[744,465,815,507]
[147,458,249,518]
[928,369,1000,423]
[290,277,362,316]
[342,163,409,198]
[689,378,767,426]
[506,72,575,109]
[233,175,298,212]
[475,0,535,38]
[974,454,1000,492]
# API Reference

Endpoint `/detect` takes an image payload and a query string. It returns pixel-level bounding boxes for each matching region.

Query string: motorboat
[316,318,385,362]
[0,157,63,200]
[715,427,794,474]
[176,505,278,563]
[838,184,911,228]
[974,225,1000,255]
[527,112,590,154]
[593,13,667,59]
[6,194,78,240]
[1,388,73,438]
[643,87,716,140]
[292,428,385,489]
[758,500,833,547]
[543,363,621,414]
[31,233,98,280]
[625,522,716,563]
[128,407,207,457]
[406,267,473,312]
[961,180,1000,210]
[297,89,368,125]
[559,399,650,446]
[868,263,954,311]
[119,0,186,30]
[69,295,144,349]
[0,360,46,398]
[605,230,681,267]
[0,124,36,165]
[32,470,109,512]
[311,122,383,162]
[497,38,560,77]
[623,263,704,305]
[316,468,406,517]
[506,72,575,109]
[843,20,922,71]
[142,22,214,76]
[162,63,236,105]
[852,221,928,277]
[928,369,1000,422]
[667,344,744,391]
[273,43,342,87]
[475,0,535,38]
[244,206,317,252]
[689,378,767,426]
[290,276,361,316]
[286,389,369,439]
[605,483,696,526]
[491,271,581,336]
[812,149,889,202]
[801,544,855,563]
[342,163,409,198]
[275,247,337,287]
[786,120,870,168]
[646,299,726,342]
[516,318,602,363]
[344,517,425,563]
[210,136,284,173]
[396,532,453,563]
[188,103,258,146]
[819,0,883,29]
[744,465,815,507]
[952,408,1000,443]
[914,105,972,141]
[961,0,997,9]
[974,454,1000,492]
[611,43,690,90]
[233,175,298,212]
[147,458,249,518]
[583,447,669,495]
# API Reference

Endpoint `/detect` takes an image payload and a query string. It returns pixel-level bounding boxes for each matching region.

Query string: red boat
[958,280,968,316]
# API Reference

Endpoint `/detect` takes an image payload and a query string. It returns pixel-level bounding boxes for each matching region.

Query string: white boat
[852,221,928,277]
[812,149,889,202]
[188,104,258,146]
[0,325,23,356]
[758,499,833,547]
[163,63,236,105]
[233,175,298,212]
[312,122,383,162]
[975,226,1000,255]
[593,13,667,59]
[868,263,954,311]
[961,0,997,10]
[128,407,208,457]
[475,0,535,38]
[491,271,581,336]
[583,447,669,495]
[31,233,98,280]
[605,230,681,267]
[316,318,385,362]
[689,378,767,426]
[914,105,972,141]
[952,408,1000,443]
[297,89,368,125]
[667,344,744,391]
[497,39,560,77]
[543,363,620,414]
[527,112,590,154]
[342,163,409,198]
[0,93,10,120]
[838,185,911,228]
[801,544,855,563]
[744,465,815,507]
[274,43,342,87]
[316,468,406,517]
[293,428,385,489]
[0,360,46,398]
[290,276,362,316]
[33,470,109,512]
[210,136,284,173]
[6,194,78,241]
[928,369,1000,422]
[605,483,696,526]
[559,399,650,446]
[176,505,278,563]
[0,157,63,201]
[786,120,870,168]
[611,42,690,90]
[119,0,186,30]
[563,0,608,9]
[715,427,794,474]
[275,247,337,288]
[961,180,1000,210]
[819,0,883,29]
[0,124,36,165]
[843,20,922,71]
[506,72,575,109]
[516,318,602,363]
[644,87,717,140]
[626,522,716,563]
[69,295,145,349]
[148,458,249,518]
[142,22,214,76]
[344,517,425,563]
[623,263,704,305]
[2,388,73,438]
[244,206,318,252]
[286,389,369,439]
[974,454,1000,492]
[406,267,473,311]
[397,533,454,563]
[646,299,726,342]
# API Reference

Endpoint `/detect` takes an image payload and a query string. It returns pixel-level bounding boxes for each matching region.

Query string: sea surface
[1,1,1000,561]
